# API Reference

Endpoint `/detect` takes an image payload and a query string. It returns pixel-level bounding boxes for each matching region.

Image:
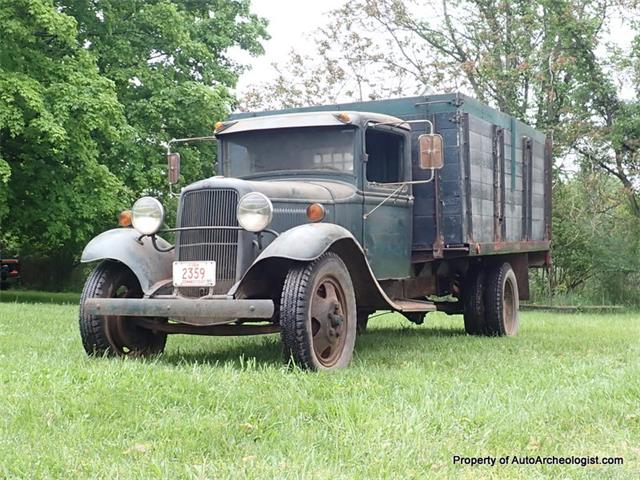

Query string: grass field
[0,290,81,305]
[0,302,638,479]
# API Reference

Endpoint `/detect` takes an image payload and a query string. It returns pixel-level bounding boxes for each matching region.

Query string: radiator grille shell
[176,188,239,296]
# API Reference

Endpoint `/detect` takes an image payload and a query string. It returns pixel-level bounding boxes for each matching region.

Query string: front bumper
[83,298,275,326]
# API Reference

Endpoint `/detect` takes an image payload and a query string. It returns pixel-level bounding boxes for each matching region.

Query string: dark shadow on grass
[355,326,469,355]
[366,326,467,337]
[156,324,468,369]
[159,335,283,368]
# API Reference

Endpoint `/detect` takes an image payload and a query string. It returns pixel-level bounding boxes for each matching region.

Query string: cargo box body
[231,93,551,259]
[403,93,551,254]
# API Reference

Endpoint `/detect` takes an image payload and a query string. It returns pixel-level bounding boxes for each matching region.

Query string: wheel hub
[309,277,348,366]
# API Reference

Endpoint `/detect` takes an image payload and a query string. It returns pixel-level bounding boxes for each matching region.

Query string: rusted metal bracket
[432,234,445,259]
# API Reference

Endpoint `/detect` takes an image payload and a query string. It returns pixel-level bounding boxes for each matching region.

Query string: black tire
[484,262,519,336]
[463,267,486,335]
[280,252,357,371]
[79,261,167,356]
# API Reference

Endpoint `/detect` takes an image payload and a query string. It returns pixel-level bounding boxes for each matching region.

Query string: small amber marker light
[214,121,224,131]
[306,203,325,222]
[336,112,351,123]
[118,210,132,227]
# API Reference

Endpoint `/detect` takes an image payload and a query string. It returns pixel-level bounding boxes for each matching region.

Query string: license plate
[172,261,216,287]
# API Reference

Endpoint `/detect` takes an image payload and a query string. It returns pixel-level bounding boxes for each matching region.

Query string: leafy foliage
[0,0,128,255]
[0,0,267,287]
[548,170,640,304]
[63,0,268,196]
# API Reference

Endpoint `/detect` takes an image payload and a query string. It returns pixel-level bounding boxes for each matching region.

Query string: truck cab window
[366,129,403,183]
[222,127,355,178]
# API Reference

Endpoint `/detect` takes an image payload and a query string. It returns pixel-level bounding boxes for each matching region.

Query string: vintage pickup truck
[79,93,551,370]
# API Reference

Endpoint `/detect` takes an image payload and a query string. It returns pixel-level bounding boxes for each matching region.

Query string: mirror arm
[167,135,218,149]
[363,170,436,220]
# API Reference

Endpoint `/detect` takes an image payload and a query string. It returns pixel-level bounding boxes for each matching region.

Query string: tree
[62,0,268,197]
[549,169,640,303]
[0,0,268,288]
[0,0,129,267]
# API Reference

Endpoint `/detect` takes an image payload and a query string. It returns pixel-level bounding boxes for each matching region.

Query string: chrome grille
[176,189,239,296]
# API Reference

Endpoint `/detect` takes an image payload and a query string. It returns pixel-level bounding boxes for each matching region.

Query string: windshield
[221,126,356,177]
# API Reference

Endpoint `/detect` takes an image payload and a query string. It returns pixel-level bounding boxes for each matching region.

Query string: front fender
[230,223,356,299]
[232,223,395,311]
[81,229,173,294]
[256,223,355,262]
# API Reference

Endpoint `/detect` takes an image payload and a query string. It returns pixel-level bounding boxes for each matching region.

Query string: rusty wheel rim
[105,281,143,355]
[503,277,516,335]
[309,275,348,368]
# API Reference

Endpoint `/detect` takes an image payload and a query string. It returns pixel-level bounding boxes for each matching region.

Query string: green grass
[0,289,81,304]
[0,304,638,479]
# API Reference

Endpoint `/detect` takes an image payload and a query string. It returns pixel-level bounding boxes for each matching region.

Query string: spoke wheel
[79,261,166,357]
[310,277,348,368]
[280,252,357,371]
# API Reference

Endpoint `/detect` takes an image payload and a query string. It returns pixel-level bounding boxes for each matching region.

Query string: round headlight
[237,192,273,232]
[131,196,164,235]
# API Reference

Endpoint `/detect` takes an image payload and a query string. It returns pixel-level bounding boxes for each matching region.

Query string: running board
[392,299,437,313]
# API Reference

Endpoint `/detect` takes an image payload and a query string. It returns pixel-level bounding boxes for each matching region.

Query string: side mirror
[418,134,444,170]
[167,152,180,184]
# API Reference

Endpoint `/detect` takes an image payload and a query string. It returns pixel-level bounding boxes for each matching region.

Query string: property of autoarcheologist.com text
[452,455,624,467]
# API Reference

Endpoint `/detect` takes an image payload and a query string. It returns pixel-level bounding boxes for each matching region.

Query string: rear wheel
[79,261,166,356]
[463,267,486,335]
[484,262,519,336]
[280,253,357,370]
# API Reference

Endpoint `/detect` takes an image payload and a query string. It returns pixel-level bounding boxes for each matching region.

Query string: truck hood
[181,176,357,203]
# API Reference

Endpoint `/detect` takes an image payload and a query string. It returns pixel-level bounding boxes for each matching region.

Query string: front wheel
[79,261,167,357]
[280,253,357,370]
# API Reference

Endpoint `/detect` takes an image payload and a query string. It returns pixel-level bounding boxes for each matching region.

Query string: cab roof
[215,111,409,136]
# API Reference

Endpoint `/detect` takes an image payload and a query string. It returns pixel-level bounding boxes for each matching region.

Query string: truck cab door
[362,126,413,279]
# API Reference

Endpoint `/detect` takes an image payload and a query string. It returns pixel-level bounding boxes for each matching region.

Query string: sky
[234,0,637,101]
[234,0,347,95]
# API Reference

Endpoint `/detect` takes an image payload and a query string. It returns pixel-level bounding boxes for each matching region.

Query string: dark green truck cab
[79,93,551,370]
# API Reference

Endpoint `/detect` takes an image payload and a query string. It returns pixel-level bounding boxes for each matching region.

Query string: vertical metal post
[544,136,553,242]
[522,137,533,240]
[492,126,505,242]
[462,113,473,242]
